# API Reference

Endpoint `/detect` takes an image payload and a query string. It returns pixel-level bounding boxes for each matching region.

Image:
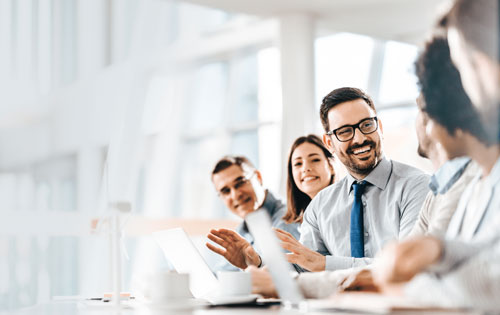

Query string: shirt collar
[241,190,275,233]
[347,157,391,192]
[486,155,500,185]
[261,190,278,215]
[429,157,471,195]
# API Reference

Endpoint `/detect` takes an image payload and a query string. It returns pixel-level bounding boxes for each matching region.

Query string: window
[168,48,282,219]
[315,33,375,105]
[59,0,77,84]
[378,41,419,106]
[185,62,228,133]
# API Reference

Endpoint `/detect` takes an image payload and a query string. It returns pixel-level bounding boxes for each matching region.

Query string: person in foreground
[276,87,429,273]
[444,0,499,139]
[206,155,299,271]
[372,35,500,310]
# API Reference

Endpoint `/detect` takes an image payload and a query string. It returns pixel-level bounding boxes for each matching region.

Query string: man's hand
[274,228,326,272]
[374,282,405,297]
[246,266,278,298]
[206,228,261,269]
[340,268,378,292]
[373,236,443,286]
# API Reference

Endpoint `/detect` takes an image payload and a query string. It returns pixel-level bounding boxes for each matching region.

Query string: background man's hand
[373,236,442,286]
[206,228,261,269]
[274,228,326,272]
[246,266,278,298]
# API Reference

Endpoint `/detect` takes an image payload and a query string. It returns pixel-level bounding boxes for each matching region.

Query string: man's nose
[230,187,242,200]
[351,127,366,144]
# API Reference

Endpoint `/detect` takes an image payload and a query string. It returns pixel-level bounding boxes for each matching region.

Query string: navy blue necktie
[350,181,366,258]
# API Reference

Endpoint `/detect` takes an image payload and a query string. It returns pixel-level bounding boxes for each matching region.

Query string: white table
[5,299,482,315]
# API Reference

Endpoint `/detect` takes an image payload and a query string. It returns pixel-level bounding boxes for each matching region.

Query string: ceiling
[181,0,451,44]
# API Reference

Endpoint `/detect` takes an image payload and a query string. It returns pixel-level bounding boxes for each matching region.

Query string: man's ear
[323,134,336,154]
[255,170,263,185]
[378,118,384,135]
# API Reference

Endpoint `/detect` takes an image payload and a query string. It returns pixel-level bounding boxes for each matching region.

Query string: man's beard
[341,140,382,176]
[417,144,429,159]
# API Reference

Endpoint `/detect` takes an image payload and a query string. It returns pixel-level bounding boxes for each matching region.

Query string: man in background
[207,155,299,271]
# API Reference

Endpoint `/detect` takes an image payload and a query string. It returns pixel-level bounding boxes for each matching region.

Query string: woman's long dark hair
[282,134,334,224]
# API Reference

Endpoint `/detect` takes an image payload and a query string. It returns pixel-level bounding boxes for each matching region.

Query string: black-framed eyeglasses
[326,117,378,142]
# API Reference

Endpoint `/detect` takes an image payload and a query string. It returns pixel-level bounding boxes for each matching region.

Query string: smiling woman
[283,134,335,224]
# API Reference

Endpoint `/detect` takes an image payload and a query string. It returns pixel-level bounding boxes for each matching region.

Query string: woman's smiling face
[291,142,334,199]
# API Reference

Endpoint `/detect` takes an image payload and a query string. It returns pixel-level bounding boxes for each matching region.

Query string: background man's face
[212,164,265,218]
[415,95,432,159]
[426,118,465,161]
[323,99,383,178]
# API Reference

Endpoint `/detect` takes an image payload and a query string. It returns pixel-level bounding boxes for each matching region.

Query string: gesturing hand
[340,268,378,292]
[246,266,278,298]
[274,228,326,272]
[372,236,442,286]
[206,228,261,269]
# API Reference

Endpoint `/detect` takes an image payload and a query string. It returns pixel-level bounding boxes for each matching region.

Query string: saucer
[206,293,260,305]
[142,298,208,310]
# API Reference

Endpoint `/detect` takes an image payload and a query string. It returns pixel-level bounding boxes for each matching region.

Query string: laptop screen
[245,210,304,305]
[153,228,219,298]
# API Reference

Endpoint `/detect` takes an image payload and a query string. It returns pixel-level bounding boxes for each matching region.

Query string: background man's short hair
[211,155,255,176]
[415,36,492,144]
[320,87,376,132]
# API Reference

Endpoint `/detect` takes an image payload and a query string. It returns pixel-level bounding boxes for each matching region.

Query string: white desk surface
[5,300,481,315]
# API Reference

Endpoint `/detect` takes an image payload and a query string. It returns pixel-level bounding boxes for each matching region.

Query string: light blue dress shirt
[217,190,300,271]
[429,156,471,195]
[300,158,429,271]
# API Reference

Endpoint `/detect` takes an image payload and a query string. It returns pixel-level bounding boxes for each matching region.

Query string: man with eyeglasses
[207,155,300,271]
[277,87,429,273]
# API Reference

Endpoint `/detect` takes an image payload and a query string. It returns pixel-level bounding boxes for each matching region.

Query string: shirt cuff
[325,256,373,271]
[325,256,354,270]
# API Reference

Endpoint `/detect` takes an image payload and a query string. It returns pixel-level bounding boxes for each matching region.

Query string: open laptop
[245,210,450,314]
[245,210,310,309]
[153,228,259,305]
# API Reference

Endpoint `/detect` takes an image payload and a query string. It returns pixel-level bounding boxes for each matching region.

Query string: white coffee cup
[217,271,251,296]
[148,271,192,303]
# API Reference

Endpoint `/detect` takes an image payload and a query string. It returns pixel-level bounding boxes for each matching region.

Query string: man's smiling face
[323,98,384,179]
[212,164,264,218]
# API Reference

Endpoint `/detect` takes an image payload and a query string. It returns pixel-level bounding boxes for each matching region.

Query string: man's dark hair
[415,36,493,144]
[320,87,376,132]
[211,155,255,177]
